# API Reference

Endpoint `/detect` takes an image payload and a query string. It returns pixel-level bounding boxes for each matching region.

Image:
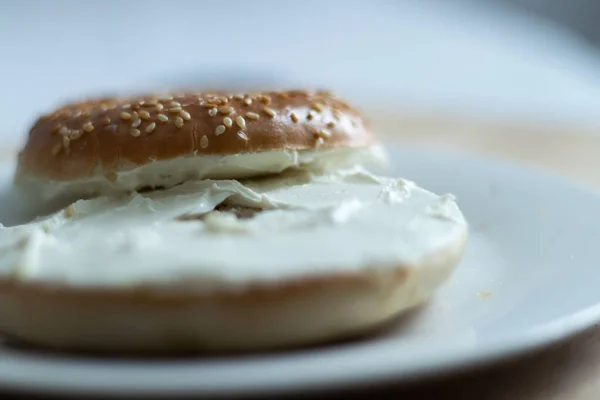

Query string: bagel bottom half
[0,232,466,354]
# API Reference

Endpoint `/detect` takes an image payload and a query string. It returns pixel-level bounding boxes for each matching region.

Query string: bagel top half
[15,90,379,202]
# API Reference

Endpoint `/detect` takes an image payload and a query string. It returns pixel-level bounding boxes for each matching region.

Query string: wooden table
[2,113,600,399]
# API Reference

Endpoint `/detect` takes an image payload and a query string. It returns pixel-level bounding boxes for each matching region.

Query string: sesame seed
[130,128,141,137]
[258,95,271,104]
[180,110,191,120]
[208,108,218,116]
[155,103,164,111]
[333,110,341,120]
[263,107,276,118]
[62,136,70,148]
[318,129,331,138]
[169,107,182,114]
[157,113,169,122]
[245,112,259,120]
[170,101,181,107]
[233,94,244,100]
[327,121,336,128]
[174,116,184,128]
[58,126,70,136]
[131,119,141,128]
[64,205,75,218]
[243,98,252,106]
[103,117,112,125]
[237,131,248,141]
[139,110,151,120]
[138,100,146,106]
[290,112,299,122]
[146,122,156,133]
[307,111,314,120]
[122,104,131,109]
[81,111,90,118]
[106,124,118,132]
[200,135,209,149]
[131,111,139,120]
[131,104,141,111]
[202,103,219,108]
[145,99,158,106]
[311,103,323,112]
[223,117,233,128]
[215,125,226,135]
[105,171,118,182]
[121,112,131,120]
[158,95,173,101]
[51,143,62,155]
[70,130,83,140]
[235,116,246,129]
[82,122,94,132]
[218,106,233,115]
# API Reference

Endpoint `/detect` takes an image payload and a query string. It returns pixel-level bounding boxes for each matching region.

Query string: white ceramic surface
[0,147,599,397]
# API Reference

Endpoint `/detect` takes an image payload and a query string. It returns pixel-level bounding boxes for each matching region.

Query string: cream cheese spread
[0,166,467,290]
[17,145,388,203]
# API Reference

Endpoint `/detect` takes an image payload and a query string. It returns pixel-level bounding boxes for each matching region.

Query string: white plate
[0,147,600,397]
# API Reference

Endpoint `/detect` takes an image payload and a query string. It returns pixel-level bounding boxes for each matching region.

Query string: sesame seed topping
[215,125,226,135]
[81,111,90,118]
[139,110,151,120]
[237,131,248,141]
[243,98,252,106]
[157,113,169,122]
[103,117,112,125]
[146,122,156,133]
[145,99,158,106]
[82,122,94,132]
[180,110,191,120]
[106,124,118,132]
[51,143,62,155]
[200,135,209,149]
[155,103,164,111]
[70,130,83,140]
[263,107,276,118]
[233,94,244,100]
[318,129,331,138]
[307,111,314,120]
[58,126,70,136]
[169,107,182,114]
[311,103,323,112]
[174,116,184,128]
[131,104,141,111]
[131,111,139,120]
[158,95,173,101]
[218,106,233,115]
[170,101,181,107]
[120,112,131,120]
[131,119,141,128]
[208,108,218,117]
[64,205,75,218]
[235,116,246,129]
[245,112,259,120]
[258,95,271,104]
[62,136,70,148]
[290,112,299,122]
[223,117,232,128]
[327,121,336,128]
[130,128,141,137]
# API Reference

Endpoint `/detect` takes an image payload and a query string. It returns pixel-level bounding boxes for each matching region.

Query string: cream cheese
[0,167,467,290]
[17,145,388,204]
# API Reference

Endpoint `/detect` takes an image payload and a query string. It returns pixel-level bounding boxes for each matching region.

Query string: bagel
[15,90,378,203]
[0,90,468,354]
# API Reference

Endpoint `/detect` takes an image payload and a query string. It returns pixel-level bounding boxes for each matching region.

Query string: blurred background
[1,0,600,167]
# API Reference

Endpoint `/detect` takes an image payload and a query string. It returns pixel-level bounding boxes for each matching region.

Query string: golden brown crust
[16,90,374,182]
